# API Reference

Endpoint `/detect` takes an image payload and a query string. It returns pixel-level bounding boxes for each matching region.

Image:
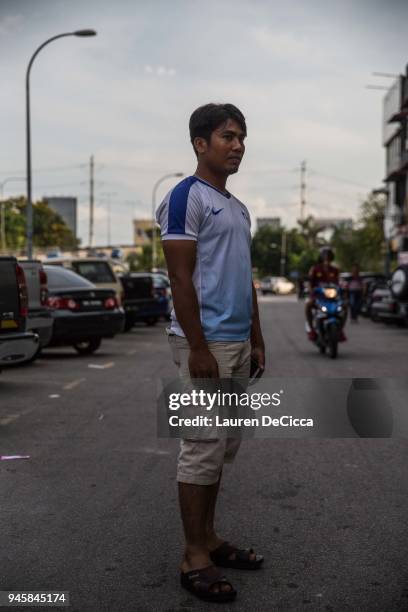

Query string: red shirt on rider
[309,263,339,289]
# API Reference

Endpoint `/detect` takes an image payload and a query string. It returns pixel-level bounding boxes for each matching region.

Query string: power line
[0,163,85,175]
[308,169,372,190]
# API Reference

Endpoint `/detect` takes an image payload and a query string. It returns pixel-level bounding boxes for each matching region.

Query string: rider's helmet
[318,246,334,263]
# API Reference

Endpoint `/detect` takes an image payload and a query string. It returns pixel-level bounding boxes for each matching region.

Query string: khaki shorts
[168,334,251,485]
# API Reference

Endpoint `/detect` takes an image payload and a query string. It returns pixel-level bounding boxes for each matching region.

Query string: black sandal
[210,541,264,570]
[180,564,237,602]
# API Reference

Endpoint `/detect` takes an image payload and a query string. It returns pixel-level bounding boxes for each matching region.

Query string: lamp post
[0,177,26,252]
[26,29,97,258]
[151,172,183,271]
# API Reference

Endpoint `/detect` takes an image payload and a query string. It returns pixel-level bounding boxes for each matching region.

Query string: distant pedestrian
[347,263,363,321]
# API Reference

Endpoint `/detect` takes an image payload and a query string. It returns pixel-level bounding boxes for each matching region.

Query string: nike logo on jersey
[212,207,224,215]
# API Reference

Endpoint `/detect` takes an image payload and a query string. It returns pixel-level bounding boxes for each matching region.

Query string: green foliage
[251,226,282,276]
[125,238,166,272]
[251,225,319,277]
[252,195,386,277]
[3,196,78,251]
[331,194,385,272]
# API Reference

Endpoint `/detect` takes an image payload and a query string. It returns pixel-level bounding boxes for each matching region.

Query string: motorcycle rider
[305,247,346,342]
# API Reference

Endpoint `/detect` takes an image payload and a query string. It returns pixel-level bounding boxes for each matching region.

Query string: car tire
[123,317,134,332]
[391,265,408,300]
[327,324,338,359]
[24,344,42,364]
[73,338,102,355]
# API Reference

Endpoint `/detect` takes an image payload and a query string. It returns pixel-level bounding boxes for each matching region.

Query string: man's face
[194,118,246,175]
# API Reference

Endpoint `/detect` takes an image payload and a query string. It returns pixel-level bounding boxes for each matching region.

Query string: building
[382,65,408,266]
[44,196,77,239]
[133,219,154,248]
[256,217,281,231]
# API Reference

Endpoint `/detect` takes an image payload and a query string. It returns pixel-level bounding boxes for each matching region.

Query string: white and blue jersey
[156,175,253,341]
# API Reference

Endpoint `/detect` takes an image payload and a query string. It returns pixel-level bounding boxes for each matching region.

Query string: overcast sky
[1,0,407,246]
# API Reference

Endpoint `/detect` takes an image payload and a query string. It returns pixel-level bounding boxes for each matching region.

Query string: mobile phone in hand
[249,357,264,383]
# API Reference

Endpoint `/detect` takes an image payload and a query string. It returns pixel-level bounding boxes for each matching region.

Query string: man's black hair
[189,103,246,155]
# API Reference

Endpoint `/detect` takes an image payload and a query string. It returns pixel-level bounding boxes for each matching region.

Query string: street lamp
[26,29,97,258]
[151,172,183,271]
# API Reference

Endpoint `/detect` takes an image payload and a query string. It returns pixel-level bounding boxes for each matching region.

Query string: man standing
[156,103,265,602]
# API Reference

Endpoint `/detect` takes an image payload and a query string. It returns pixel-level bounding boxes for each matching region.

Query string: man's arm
[162,239,219,378]
[250,282,265,369]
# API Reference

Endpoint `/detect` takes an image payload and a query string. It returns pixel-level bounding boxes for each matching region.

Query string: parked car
[370,283,405,325]
[260,276,278,295]
[390,265,408,323]
[0,256,39,368]
[119,272,168,331]
[44,265,124,354]
[19,260,53,359]
[273,277,295,295]
[45,257,124,306]
[152,273,172,320]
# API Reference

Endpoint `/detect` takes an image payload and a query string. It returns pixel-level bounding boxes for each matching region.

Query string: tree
[125,238,166,272]
[331,194,385,272]
[251,226,282,276]
[3,196,78,251]
[251,225,319,277]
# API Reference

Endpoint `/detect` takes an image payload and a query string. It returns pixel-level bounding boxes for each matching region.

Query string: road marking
[49,394,60,399]
[63,378,86,390]
[0,414,20,426]
[126,349,137,355]
[99,414,104,420]
[88,362,115,370]
[258,295,297,303]
[139,447,171,455]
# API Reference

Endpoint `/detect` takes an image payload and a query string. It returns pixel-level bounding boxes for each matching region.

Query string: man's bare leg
[204,471,256,561]
[178,481,231,593]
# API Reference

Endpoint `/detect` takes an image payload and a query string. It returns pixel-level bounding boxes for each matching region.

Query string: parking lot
[1,299,408,611]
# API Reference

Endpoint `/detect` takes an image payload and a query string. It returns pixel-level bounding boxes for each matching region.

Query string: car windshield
[44,266,95,289]
[71,261,115,283]
[153,276,169,288]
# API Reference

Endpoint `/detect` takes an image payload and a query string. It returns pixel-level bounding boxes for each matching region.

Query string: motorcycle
[310,284,345,359]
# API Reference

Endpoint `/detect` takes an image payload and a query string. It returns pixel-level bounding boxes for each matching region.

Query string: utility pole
[300,160,306,221]
[89,155,94,247]
[280,230,287,277]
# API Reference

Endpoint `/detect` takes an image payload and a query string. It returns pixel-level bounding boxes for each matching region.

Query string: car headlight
[323,288,337,299]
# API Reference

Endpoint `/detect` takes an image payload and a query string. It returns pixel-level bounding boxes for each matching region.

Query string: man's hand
[250,282,265,372]
[251,342,265,371]
[188,346,219,378]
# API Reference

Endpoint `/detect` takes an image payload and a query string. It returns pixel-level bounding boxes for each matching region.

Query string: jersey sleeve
[156,180,204,241]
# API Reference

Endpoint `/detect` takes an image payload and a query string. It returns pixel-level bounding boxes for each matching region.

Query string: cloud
[144,64,176,77]
[0,13,24,36]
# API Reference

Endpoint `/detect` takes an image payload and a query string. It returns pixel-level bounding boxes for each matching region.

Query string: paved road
[0,298,407,611]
